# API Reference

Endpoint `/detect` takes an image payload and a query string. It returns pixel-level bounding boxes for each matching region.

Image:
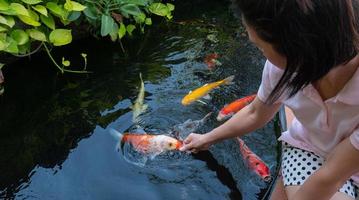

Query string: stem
[43,43,64,74]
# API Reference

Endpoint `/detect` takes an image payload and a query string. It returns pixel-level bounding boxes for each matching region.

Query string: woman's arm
[180,97,282,152]
[293,137,359,200]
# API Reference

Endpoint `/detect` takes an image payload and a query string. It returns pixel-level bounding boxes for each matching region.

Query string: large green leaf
[32,5,47,16]
[10,3,30,17]
[17,10,40,26]
[100,14,114,36]
[120,0,149,6]
[40,13,55,30]
[46,2,67,20]
[148,3,169,17]
[83,6,97,20]
[120,4,141,16]
[49,29,72,46]
[0,0,9,11]
[21,0,43,5]
[11,29,29,45]
[27,28,47,41]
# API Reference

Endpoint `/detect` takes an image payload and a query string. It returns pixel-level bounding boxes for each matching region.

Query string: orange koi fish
[181,75,235,106]
[110,129,183,154]
[217,94,256,121]
[204,53,221,70]
[237,137,271,181]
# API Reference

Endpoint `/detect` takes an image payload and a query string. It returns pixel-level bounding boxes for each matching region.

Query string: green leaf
[40,13,55,30]
[21,0,42,5]
[27,29,47,41]
[4,36,18,54]
[46,2,67,20]
[64,0,86,12]
[100,14,114,36]
[0,0,9,11]
[120,4,141,16]
[0,25,7,32]
[0,8,17,15]
[167,3,175,11]
[134,12,146,23]
[10,3,30,17]
[67,11,81,21]
[49,29,72,46]
[83,6,96,20]
[109,21,118,42]
[120,0,148,6]
[126,24,136,36]
[118,22,126,39]
[0,15,15,28]
[62,57,70,67]
[145,17,152,25]
[0,38,6,51]
[11,29,29,45]
[32,5,47,16]
[17,10,40,26]
[148,3,169,17]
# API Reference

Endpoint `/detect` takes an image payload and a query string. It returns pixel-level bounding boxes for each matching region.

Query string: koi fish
[217,94,256,121]
[131,73,148,123]
[204,53,221,70]
[181,75,235,106]
[109,129,183,155]
[237,137,271,181]
[171,112,212,139]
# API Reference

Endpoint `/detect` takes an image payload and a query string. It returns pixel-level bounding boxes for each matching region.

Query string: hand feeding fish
[217,94,256,121]
[110,129,183,155]
[237,137,271,182]
[181,75,235,106]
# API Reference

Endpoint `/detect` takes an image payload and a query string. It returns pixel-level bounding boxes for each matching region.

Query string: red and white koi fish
[110,129,183,154]
[217,94,256,121]
[237,137,271,181]
[204,53,221,70]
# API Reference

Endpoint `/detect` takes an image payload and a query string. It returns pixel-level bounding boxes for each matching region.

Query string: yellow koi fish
[181,75,235,106]
[131,73,148,122]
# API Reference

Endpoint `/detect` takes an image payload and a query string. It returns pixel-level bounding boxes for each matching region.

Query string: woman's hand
[179,133,212,153]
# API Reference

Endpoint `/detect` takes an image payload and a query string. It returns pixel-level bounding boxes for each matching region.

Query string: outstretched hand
[179,133,211,153]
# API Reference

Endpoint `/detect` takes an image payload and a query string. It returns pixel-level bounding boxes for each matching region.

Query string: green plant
[81,0,175,41]
[0,0,89,73]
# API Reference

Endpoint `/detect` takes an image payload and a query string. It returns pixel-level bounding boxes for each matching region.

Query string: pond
[0,0,282,199]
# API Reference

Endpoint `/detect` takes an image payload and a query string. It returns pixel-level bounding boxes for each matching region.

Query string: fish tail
[139,72,143,82]
[222,75,235,85]
[109,128,123,141]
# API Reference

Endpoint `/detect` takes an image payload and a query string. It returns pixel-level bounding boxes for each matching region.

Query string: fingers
[179,133,195,152]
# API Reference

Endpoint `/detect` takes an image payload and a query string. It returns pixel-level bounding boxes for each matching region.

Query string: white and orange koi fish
[110,129,183,154]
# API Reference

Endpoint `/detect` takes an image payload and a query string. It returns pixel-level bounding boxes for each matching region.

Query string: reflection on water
[0,0,280,199]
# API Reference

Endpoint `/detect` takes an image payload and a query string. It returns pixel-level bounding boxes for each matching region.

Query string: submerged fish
[217,94,256,121]
[237,137,271,182]
[181,75,235,106]
[171,112,212,139]
[131,73,148,123]
[204,53,221,70]
[110,129,183,155]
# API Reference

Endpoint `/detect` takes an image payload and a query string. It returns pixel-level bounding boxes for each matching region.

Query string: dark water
[0,1,282,199]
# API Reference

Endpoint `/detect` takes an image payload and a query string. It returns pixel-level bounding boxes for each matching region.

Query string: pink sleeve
[257,60,286,104]
[350,128,359,150]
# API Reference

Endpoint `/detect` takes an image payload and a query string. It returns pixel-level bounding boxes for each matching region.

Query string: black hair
[231,0,359,103]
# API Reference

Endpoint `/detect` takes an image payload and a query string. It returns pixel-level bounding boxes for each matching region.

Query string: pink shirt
[257,60,359,184]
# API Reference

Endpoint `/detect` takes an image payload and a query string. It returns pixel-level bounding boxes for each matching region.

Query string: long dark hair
[231,0,359,103]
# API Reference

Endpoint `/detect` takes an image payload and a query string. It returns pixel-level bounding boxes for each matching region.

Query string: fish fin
[223,75,235,85]
[109,128,124,152]
[201,112,212,122]
[196,99,208,105]
[202,94,211,100]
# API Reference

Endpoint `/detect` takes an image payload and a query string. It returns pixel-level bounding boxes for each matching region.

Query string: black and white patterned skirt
[281,143,358,199]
